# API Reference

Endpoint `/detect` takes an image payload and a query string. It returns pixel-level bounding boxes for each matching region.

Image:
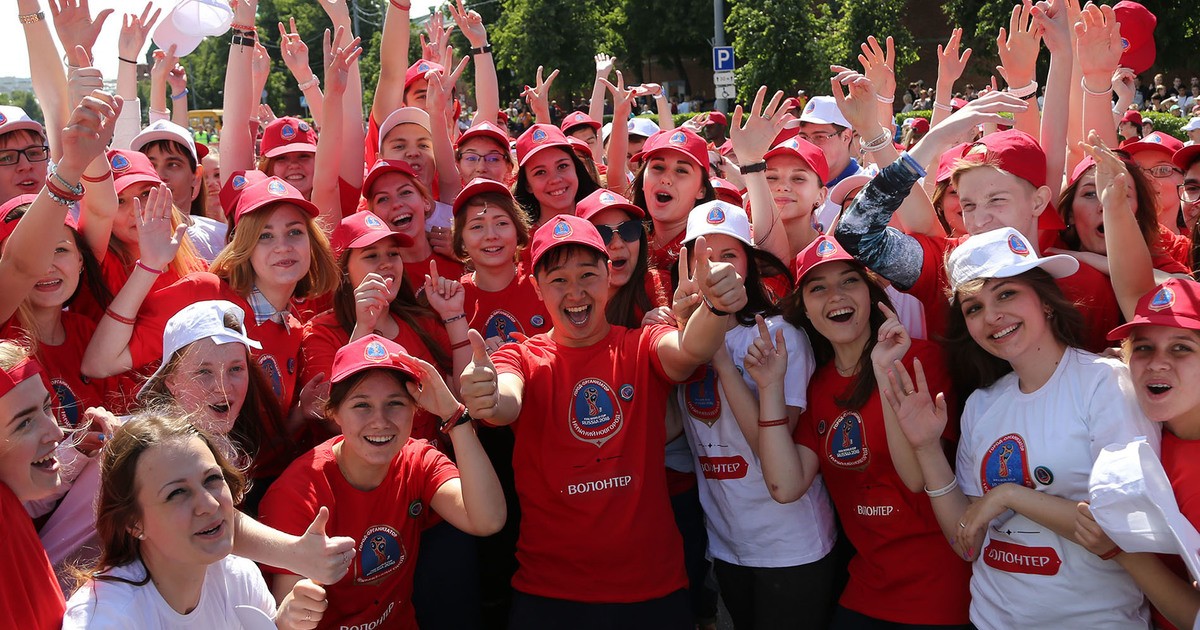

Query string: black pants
[508,589,691,630]
[413,520,482,630]
[712,553,838,630]
[830,606,975,630]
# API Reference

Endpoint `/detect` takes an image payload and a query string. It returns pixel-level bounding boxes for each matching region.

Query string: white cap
[601,122,613,142]
[171,0,234,37]
[1090,438,1200,581]
[627,117,659,139]
[684,200,752,247]
[798,96,852,128]
[378,107,431,152]
[946,227,1078,293]
[152,5,205,57]
[1183,117,1200,133]
[131,120,207,163]
[0,106,44,137]
[138,300,262,399]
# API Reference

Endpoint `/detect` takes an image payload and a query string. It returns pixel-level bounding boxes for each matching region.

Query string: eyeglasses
[1142,164,1184,179]
[594,219,643,245]
[1179,183,1200,204]
[460,152,506,166]
[795,131,843,145]
[0,145,50,167]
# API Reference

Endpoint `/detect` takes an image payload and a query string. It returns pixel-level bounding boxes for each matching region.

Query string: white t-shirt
[678,316,837,567]
[427,200,453,230]
[956,348,1158,629]
[63,555,275,629]
[186,215,229,263]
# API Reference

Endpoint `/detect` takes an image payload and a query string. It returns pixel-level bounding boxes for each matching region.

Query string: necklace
[835,362,857,377]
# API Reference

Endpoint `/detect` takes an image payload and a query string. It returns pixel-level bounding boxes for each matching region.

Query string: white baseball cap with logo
[796,96,852,128]
[1183,117,1200,133]
[684,200,752,247]
[946,227,1078,293]
[1089,438,1200,581]
[137,300,262,399]
[0,106,44,137]
[627,117,659,139]
[171,0,235,37]
[130,120,208,163]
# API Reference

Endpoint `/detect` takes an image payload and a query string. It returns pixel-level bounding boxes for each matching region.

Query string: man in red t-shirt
[458,214,747,628]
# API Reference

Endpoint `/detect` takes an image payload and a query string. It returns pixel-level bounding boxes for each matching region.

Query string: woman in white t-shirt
[885,227,1156,629]
[63,413,316,629]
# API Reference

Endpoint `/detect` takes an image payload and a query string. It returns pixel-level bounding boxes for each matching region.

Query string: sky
[1,0,441,81]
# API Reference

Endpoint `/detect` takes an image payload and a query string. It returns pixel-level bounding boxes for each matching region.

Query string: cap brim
[262,143,317,159]
[453,179,514,215]
[577,201,644,221]
[998,253,1080,281]
[563,120,601,132]
[1174,145,1200,170]
[113,174,164,195]
[237,197,321,223]
[518,142,570,167]
[347,230,414,252]
[1107,312,1200,340]
[137,332,261,399]
[331,354,423,384]
[641,146,704,172]
[0,121,45,136]
[130,130,201,162]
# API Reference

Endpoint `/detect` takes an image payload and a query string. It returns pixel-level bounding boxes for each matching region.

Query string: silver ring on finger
[958,521,966,529]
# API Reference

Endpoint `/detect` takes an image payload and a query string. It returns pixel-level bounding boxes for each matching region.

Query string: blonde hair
[108,203,206,278]
[210,203,339,299]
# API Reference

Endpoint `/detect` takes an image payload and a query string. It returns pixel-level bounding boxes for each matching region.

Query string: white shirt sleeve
[776,318,815,411]
[223,555,278,619]
[112,97,144,150]
[1084,358,1162,457]
[956,390,986,498]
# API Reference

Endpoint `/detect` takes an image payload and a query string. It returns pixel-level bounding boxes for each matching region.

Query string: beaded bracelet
[19,11,44,24]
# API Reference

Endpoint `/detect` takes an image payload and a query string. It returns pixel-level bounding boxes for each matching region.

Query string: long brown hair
[1057,159,1159,252]
[211,203,340,299]
[451,191,531,262]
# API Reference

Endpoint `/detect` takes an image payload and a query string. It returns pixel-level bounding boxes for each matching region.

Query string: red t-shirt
[403,253,466,293]
[793,340,971,624]
[909,233,1119,352]
[1154,430,1200,630]
[1155,226,1192,271]
[460,272,550,343]
[301,310,449,444]
[648,231,686,273]
[490,325,688,602]
[259,438,458,630]
[0,483,65,629]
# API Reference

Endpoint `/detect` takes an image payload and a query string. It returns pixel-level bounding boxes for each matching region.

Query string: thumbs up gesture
[292,506,356,585]
[459,329,499,418]
[692,235,749,315]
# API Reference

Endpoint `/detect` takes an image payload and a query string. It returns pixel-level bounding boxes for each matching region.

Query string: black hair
[533,243,607,278]
[674,239,790,326]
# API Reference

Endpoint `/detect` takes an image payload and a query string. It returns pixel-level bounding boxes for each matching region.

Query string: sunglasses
[594,219,643,245]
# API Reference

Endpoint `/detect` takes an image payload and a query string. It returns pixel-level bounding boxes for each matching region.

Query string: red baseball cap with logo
[260,117,317,159]
[633,128,709,174]
[456,120,510,150]
[453,177,515,216]
[560,111,601,134]
[793,235,858,283]
[1114,1,1157,74]
[107,149,164,194]
[529,214,609,270]
[516,124,572,167]
[763,136,830,183]
[1173,145,1200,171]
[710,177,742,206]
[331,210,412,259]
[0,194,79,244]
[219,170,269,221]
[706,111,728,127]
[404,59,446,93]
[331,334,424,384]
[1069,157,1098,186]
[0,106,44,138]
[362,159,420,198]
[959,130,1065,229]
[1121,110,1144,126]
[1108,278,1200,340]
[232,176,320,225]
[1123,131,1184,159]
[936,143,970,183]
[910,117,930,135]
[575,188,644,221]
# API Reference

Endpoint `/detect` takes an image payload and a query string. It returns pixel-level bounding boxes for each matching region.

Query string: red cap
[634,128,708,174]
[331,210,411,259]
[516,124,572,167]
[706,111,728,127]
[961,130,1066,230]
[575,188,644,221]
[793,235,858,283]
[1107,278,1200,340]
[219,170,269,221]
[566,136,592,157]
[560,111,601,133]
[950,97,969,110]
[259,117,317,159]
[232,176,320,225]
[107,149,163,194]
[763,136,830,183]
[1069,157,1097,186]
[936,143,970,183]
[717,138,734,156]
[782,98,801,110]
[1114,1,1157,74]
[710,178,742,206]
[1173,145,1200,171]
[1121,109,1144,126]
[0,194,78,244]
[362,159,419,198]
[1123,131,1184,158]
[404,59,446,92]
[910,117,930,134]
[529,214,608,270]
[453,177,515,216]
[456,120,510,150]
[331,334,424,384]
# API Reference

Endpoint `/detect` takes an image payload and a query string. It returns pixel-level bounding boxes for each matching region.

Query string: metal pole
[714,0,727,113]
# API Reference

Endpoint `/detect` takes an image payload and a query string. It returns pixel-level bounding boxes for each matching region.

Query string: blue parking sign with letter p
[713,46,734,72]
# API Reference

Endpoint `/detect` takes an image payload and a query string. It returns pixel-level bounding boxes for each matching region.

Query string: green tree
[0,91,43,123]
[727,0,830,102]
[491,0,607,101]
[820,0,918,80]
[611,0,712,94]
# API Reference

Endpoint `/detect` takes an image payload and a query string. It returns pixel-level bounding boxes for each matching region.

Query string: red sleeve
[300,317,345,387]
[417,440,461,506]
[128,273,224,369]
[364,112,380,167]
[337,177,364,224]
[491,342,526,379]
[0,486,65,627]
[257,454,331,576]
[908,340,959,442]
[643,323,679,383]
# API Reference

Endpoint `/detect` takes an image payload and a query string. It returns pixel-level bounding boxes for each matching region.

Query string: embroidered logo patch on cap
[267,179,287,195]
[280,124,296,140]
[599,191,617,204]
[418,61,430,72]
[110,154,130,172]
[573,113,585,122]
[232,174,248,189]
[1149,286,1175,311]
[552,219,572,239]
[706,206,725,224]
[1121,37,1130,50]
[365,214,384,228]
[532,128,547,143]
[669,131,687,145]
[816,239,838,257]
[364,340,388,362]
[298,121,310,132]
[1007,233,1029,256]
[0,113,7,125]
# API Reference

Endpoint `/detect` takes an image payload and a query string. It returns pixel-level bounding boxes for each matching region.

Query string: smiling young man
[0,106,50,205]
[458,214,747,629]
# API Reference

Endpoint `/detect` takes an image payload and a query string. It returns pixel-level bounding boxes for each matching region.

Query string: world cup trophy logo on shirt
[569,378,624,447]
[997,443,1014,477]
[825,410,869,469]
[981,433,1035,492]
[357,525,406,584]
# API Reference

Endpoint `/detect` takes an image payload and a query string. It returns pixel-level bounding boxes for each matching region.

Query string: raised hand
[325,27,363,97]
[1079,130,1132,213]
[695,235,749,314]
[730,85,787,164]
[258,103,278,126]
[449,0,488,49]
[858,35,897,102]
[672,244,703,325]
[425,56,471,118]
[49,0,114,66]
[251,42,272,91]
[404,356,461,419]
[277,578,328,630]
[600,71,637,115]
[936,28,972,88]
[166,62,189,97]
[117,3,160,63]
[136,184,187,272]
[522,66,560,120]
[293,506,356,584]
[420,11,455,62]
[296,372,330,422]
[1031,0,1070,55]
[424,259,466,321]
[870,302,911,372]
[879,358,948,452]
[1112,67,1137,106]
[595,53,616,79]
[996,0,1041,88]
[829,66,881,135]
[1074,3,1122,86]
[353,272,391,332]
[632,83,663,98]
[459,330,499,418]
[743,315,788,387]
[59,85,123,172]
[67,59,104,111]
[150,45,179,85]
[279,17,314,83]
[915,90,1028,151]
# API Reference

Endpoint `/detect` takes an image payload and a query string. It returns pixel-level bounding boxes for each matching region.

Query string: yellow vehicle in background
[187,109,223,144]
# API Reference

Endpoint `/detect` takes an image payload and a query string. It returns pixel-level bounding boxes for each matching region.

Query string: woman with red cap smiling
[454,121,515,185]
[576,188,668,327]
[82,176,340,478]
[259,334,505,630]
[630,127,716,272]
[512,124,600,229]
